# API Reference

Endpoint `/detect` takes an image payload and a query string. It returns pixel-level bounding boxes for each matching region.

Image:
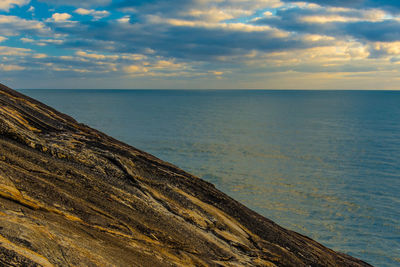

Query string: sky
[2,0,400,89]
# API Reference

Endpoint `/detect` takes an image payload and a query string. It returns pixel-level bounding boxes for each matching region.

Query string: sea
[21,89,400,267]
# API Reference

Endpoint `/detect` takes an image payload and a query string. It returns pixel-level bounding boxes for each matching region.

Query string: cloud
[35,0,400,64]
[153,60,184,69]
[114,0,283,21]
[343,20,400,42]
[36,39,64,46]
[75,50,118,60]
[2,0,400,89]
[38,0,111,7]
[254,5,400,44]
[20,37,65,46]
[181,8,252,23]
[123,65,148,73]
[74,8,110,20]
[52,15,325,65]
[20,37,34,42]
[117,16,130,23]
[282,0,400,13]
[0,0,30,11]
[368,41,400,58]
[50,13,72,22]
[32,53,47,58]
[0,15,48,36]
[122,59,191,77]
[0,46,31,56]
[23,52,120,74]
[0,64,25,71]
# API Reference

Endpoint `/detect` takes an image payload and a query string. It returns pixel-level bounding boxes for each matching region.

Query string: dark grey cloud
[283,0,400,13]
[113,0,192,10]
[255,7,400,43]
[255,8,341,36]
[111,0,199,20]
[33,0,400,67]
[344,20,400,42]
[41,0,400,64]
[49,18,331,63]
[111,0,268,20]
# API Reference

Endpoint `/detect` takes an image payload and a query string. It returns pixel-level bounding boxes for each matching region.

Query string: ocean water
[21,89,400,266]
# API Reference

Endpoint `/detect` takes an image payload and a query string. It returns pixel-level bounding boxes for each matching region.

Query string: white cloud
[300,14,383,24]
[153,60,183,70]
[75,50,119,60]
[74,8,110,20]
[121,53,147,61]
[292,5,386,24]
[40,39,64,44]
[51,13,72,22]
[0,46,31,56]
[117,16,130,23]
[369,41,400,56]
[182,8,252,22]
[0,63,25,71]
[123,65,149,73]
[20,37,34,43]
[210,71,224,76]
[122,58,189,77]
[141,0,284,21]
[32,53,47,58]
[32,38,64,46]
[0,0,30,11]
[74,8,92,15]
[148,15,279,33]
[0,15,48,36]
[52,67,90,73]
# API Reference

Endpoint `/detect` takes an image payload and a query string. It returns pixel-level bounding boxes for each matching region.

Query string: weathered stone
[0,83,371,266]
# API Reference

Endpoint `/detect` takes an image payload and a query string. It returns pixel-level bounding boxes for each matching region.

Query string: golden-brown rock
[0,83,372,266]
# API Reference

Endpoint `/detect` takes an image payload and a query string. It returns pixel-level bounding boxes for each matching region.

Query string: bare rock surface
[0,83,372,266]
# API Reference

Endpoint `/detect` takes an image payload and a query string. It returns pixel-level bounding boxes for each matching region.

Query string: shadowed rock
[0,83,372,266]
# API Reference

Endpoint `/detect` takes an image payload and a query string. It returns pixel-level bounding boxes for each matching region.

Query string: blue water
[21,89,400,266]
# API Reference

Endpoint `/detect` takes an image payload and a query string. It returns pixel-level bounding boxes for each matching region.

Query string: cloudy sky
[1,0,400,89]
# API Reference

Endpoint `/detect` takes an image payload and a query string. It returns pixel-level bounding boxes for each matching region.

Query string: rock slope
[0,83,372,266]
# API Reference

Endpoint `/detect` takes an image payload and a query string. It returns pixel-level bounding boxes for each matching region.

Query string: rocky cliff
[0,83,371,266]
